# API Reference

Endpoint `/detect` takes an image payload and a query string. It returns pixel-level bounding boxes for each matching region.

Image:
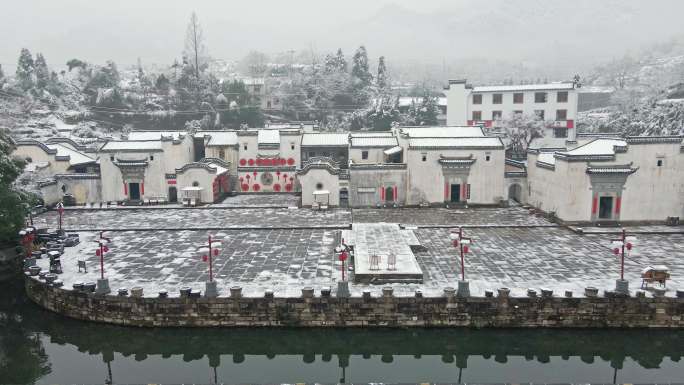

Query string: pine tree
[0,64,4,84]
[0,127,34,243]
[351,46,372,87]
[377,56,387,90]
[34,53,50,89]
[16,48,35,90]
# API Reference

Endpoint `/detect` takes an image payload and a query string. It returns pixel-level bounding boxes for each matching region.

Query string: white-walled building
[445,79,579,140]
[527,136,684,223]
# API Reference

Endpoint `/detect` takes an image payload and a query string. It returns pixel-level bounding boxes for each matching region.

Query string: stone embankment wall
[25,278,683,328]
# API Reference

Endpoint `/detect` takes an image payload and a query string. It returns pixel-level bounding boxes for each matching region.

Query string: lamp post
[198,234,221,298]
[334,241,351,298]
[611,229,636,295]
[56,202,64,231]
[94,231,111,294]
[450,227,472,297]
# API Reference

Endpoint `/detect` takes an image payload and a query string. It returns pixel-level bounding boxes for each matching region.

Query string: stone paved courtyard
[213,193,300,208]
[352,207,556,227]
[34,207,352,230]
[35,205,684,297]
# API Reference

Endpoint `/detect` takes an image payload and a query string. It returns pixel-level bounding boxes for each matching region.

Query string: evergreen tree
[15,48,34,91]
[0,128,34,244]
[324,48,348,73]
[34,53,50,89]
[66,58,87,72]
[377,56,388,90]
[351,46,373,106]
[155,74,170,91]
[0,64,4,85]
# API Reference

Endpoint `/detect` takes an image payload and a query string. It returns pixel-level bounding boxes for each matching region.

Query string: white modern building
[445,79,579,139]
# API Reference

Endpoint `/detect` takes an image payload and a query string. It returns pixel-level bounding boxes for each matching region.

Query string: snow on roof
[351,136,398,148]
[258,129,280,144]
[207,162,228,175]
[400,126,484,138]
[397,96,447,107]
[537,152,556,166]
[301,133,349,147]
[350,131,394,137]
[100,141,163,151]
[46,143,95,166]
[198,131,238,146]
[528,137,591,151]
[127,131,185,141]
[559,138,627,156]
[472,82,575,93]
[383,146,403,155]
[407,137,503,149]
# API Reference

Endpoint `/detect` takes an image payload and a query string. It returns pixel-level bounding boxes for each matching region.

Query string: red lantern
[287,157,295,165]
[245,174,251,179]
[253,171,258,176]
[452,239,459,247]
[253,184,261,191]
[248,159,255,166]
[103,246,109,253]
[285,183,293,192]
[289,176,294,181]
[283,173,288,179]
[273,183,281,192]
[339,251,348,261]
[239,177,244,182]
[463,245,469,254]
[239,158,247,166]
[241,183,249,191]
[95,249,101,256]
[213,248,219,256]
[202,255,208,262]
[613,248,620,255]
[256,158,263,166]
[626,242,633,251]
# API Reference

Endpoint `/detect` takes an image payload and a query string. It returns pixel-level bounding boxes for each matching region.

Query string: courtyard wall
[25,277,683,328]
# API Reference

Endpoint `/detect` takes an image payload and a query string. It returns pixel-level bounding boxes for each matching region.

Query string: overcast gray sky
[2,0,684,76]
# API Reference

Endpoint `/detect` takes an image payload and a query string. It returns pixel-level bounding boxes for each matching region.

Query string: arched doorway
[385,186,395,202]
[168,186,178,203]
[508,183,522,203]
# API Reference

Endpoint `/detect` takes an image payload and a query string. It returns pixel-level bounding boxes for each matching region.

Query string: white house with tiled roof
[527,136,684,223]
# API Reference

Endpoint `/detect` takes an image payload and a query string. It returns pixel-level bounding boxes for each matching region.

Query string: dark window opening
[492,93,503,104]
[361,151,369,160]
[316,182,324,190]
[513,93,524,104]
[557,91,568,103]
[492,110,502,120]
[485,155,491,161]
[421,154,427,162]
[472,111,482,120]
[150,155,154,161]
[556,109,567,121]
[472,94,482,104]
[554,127,568,138]
[657,159,663,167]
[535,92,547,103]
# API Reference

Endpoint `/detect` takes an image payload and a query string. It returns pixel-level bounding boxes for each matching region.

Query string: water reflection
[1,278,682,384]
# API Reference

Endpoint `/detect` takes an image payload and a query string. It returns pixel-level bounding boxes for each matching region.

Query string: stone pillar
[415,289,423,298]
[301,287,314,298]
[456,281,470,297]
[336,281,350,298]
[615,279,629,295]
[204,281,218,298]
[444,287,456,298]
[230,286,242,298]
[130,287,143,297]
[653,288,666,298]
[584,287,598,297]
[96,278,111,295]
[564,290,573,298]
[264,290,274,299]
[382,287,394,298]
[540,288,553,298]
[497,287,510,298]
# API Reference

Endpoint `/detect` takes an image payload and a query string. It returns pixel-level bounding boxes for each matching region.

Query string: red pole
[459,227,465,281]
[341,259,345,281]
[620,229,626,281]
[100,231,105,279]
[208,235,213,282]
[59,211,62,231]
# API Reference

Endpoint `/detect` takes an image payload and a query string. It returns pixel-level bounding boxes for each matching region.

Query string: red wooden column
[444,182,449,200]
[591,193,598,215]
[123,182,128,196]
[615,196,622,214]
[141,182,145,195]
[380,186,385,201]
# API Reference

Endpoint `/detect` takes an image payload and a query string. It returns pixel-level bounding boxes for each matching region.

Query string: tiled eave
[536,161,556,171]
[505,171,527,178]
[349,163,407,170]
[554,154,616,162]
[626,136,684,144]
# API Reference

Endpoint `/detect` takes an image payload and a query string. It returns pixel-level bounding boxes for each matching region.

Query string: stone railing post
[230,286,242,298]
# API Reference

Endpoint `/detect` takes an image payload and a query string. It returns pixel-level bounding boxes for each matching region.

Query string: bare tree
[184,12,208,81]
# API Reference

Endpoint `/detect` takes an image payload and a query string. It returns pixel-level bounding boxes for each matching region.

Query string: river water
[1,279,682,384]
